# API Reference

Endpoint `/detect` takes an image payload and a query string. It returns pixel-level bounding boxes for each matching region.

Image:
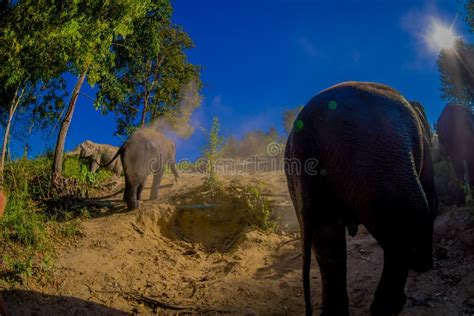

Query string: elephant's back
[437,103,474,156]
[436,103,474,184]
[287,81,427,217]
[296,81,421,163]
[122,129,172,175]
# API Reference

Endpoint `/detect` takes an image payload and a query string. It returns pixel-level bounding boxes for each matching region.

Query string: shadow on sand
[3,289,129,316]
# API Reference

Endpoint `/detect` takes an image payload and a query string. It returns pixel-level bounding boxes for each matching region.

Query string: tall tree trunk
[0,84,23,187]
[23,119,35,160]
[140,90,149,128]
[52,72,87,177]
[140,61,154,129]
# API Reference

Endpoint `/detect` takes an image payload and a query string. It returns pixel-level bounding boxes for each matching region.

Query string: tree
[96,14,202,138]
[437,39,474,108]
[0,1,68,185]
[49,0,153,177]
[12,78,67,159]
[437,2,474,109]
[283,105,304,134]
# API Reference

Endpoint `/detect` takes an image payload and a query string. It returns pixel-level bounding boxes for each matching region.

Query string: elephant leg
[123,178,130,202]
[137,181,145,201]
[414,147,436,272]
[124,176,139,210]
[301,218,314,316]
[313,222,349,316]
[170,161,179,183]
[411,216,434,272]
[370,239,410,315]
[150,170,164,200]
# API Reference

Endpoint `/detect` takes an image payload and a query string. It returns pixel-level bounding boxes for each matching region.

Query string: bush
[0,190,47,248]
[434,159,466,205]
[63,156,113,187]
[175,179,274,231]
[0,154,110,284]
[1,159,52,283]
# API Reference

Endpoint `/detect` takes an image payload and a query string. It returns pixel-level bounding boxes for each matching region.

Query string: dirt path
[4,173,474,315]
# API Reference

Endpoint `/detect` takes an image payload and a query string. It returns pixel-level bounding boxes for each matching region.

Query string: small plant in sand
[204,117,223,188]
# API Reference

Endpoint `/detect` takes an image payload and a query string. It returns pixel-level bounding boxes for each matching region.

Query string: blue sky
[13,0,471,161]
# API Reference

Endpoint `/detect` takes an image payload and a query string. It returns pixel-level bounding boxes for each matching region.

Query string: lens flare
[426,21,457,52]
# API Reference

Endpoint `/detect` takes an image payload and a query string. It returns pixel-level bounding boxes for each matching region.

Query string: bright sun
[427,21,457,52]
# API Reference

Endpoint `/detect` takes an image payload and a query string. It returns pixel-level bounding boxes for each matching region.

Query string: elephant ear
[90,153,101,173]
[94,152,102,163]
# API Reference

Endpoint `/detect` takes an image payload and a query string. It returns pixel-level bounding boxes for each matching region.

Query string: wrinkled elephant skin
[102,129,179,211]
[285,82,437,316]
[436,103,474,187]
[75,140,123,176]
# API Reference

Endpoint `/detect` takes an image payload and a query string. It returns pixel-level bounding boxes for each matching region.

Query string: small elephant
[72,140,123,176]
[436,103,474,187]
[285,82,437,315]
[101,129,179,210]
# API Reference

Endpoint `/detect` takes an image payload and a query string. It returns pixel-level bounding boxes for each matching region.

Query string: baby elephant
[101,129,179,210]
[73,140,123,176]
[285,82,437,315]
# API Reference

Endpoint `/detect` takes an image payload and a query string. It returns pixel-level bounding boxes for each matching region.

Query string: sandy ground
[3,172,474,315]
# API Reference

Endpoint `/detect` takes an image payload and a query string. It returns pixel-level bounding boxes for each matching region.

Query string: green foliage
[95,6,202,137]
[63,156,112,187]
[49,0,158,176]
[437,3,474,108]
[236,182,274,231]
[0,159,52,284]
[4,155,52,202]
[176,180,275,232]
[51,211,84,239]
[437,39,474,108]
[204,117,223,187]
[0,154,109,285]
[210,181,274,231]
[173,181,276,231]
[0,190,47,247]
[2,254,34,282]
[0,1,70,183]
[42,0,152,80]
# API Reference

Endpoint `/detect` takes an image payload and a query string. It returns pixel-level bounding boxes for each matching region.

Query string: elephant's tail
[96,145,124,168]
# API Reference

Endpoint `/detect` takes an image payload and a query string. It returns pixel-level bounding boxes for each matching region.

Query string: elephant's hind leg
[137,182,145,201]
[370,243,410,316]
[170,162,179,182]
[124,176,139,210]
[313,221,349,316]
[367,224,410,316]
[150,170,164,200]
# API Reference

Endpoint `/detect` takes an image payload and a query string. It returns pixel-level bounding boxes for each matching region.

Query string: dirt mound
[3,173,473,315]
[133,201,248,253]
[169,206,248,252]
[149,180,273,253]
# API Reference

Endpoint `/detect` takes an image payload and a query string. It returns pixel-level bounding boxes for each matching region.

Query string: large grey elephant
[71,140,123,176]
[285,82,437,316]
[101,129,179,210]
